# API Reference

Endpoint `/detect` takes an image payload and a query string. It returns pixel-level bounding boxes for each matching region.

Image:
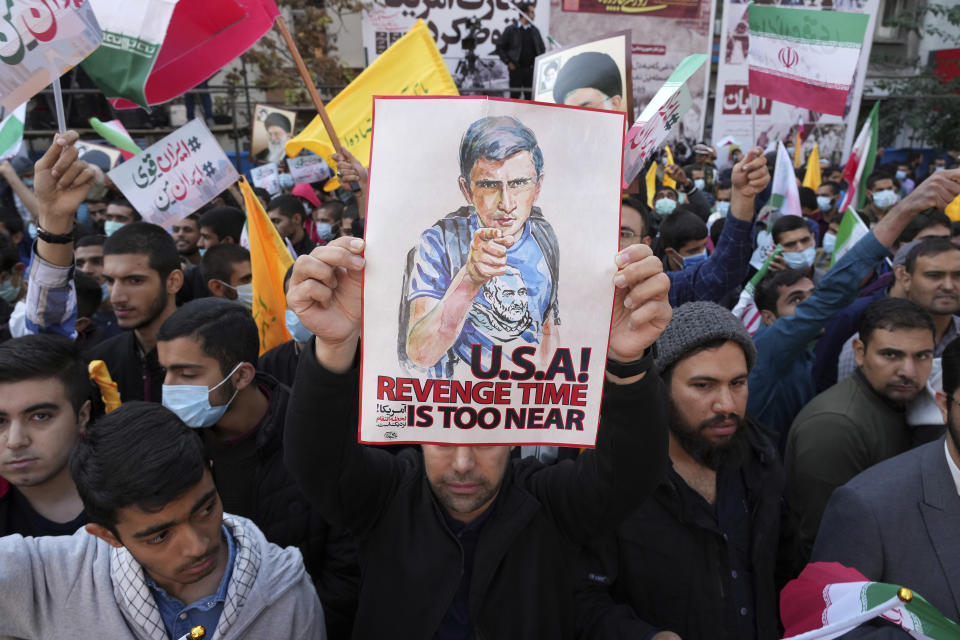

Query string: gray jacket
[812,438,960,638]
[0,514,325,640]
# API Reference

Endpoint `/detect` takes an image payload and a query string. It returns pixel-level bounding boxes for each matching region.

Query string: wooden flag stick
[274,15,343,156]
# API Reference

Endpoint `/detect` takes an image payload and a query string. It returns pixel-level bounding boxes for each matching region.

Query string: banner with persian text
[548,0,715,142]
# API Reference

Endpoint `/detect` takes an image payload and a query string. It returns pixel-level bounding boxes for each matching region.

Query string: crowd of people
[0,123,959,640]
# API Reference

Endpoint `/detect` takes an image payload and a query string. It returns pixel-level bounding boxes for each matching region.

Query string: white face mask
[822,232,837,254]
[218,281,254,311]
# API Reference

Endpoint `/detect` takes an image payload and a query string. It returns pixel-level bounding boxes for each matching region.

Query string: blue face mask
[285,309,313,343]
[655,198,677,216]
[0,277,19,303]
[162,363,242,428]
[784,246,816,270]
[218,281,254,311]
[872,189,899,210]
[103,220,125,237]
[817,195,834,212]
[313,222,335,242]
[715,201,730,216]
[278,173,295,190]
[198,248,207,257]
[693,178,706,191]
[822,232,837,254]
[100,282,109,302]
[682,249,708,270]
[895,170,907,181]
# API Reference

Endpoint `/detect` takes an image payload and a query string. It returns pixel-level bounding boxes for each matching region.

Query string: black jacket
[88,331,164,403]
[284,342,669,639]
[204,373,359,639]
[495,22,545,67]
[577,419,799,640]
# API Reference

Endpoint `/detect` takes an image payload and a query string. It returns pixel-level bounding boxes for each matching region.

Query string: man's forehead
[866,327,934,351]
[115,473,217,531]
[0,377,71,413]
[104,252,154,274]
[779,279,815,299]
[158,335,214,365]
[75,245,103,257]
[873,179,894,189]
[470,151,536,177]
[673,342,748,378]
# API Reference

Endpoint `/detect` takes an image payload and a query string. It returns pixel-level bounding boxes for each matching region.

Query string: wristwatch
[606,345,657,378]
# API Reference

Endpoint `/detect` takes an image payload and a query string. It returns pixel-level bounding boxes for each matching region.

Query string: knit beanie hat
[654,301,757,374]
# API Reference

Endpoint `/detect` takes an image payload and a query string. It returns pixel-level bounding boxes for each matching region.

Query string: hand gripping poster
[360,96,625,446]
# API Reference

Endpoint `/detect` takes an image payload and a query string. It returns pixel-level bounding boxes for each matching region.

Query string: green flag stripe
[856,102,880,211]
[749,5,870,46]
[0,115,22,156]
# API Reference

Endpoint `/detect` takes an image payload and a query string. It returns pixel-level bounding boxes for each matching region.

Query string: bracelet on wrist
[36,223,77,244]
[606,345,656,378]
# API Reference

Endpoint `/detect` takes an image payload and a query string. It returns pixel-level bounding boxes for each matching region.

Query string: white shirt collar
[944,439,960,497]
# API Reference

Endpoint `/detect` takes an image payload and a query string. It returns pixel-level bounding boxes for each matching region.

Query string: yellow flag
[662,145,676,189]
[947,194,960,222]
[88,360,121,413]
[286,20,458,174]
[645,162,657,207]
[793,129,803,169]
[239,177,294,355]
[802,144,821,191]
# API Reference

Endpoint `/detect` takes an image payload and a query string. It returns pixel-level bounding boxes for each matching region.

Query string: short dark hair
[897,209,952,245]
[198,206,245,243]
[941,337,960,397]
[755,269,810,314]
[0,334,90,414]
[75,270,102,320]
[200,243,250,285]
[0,208,23,236]
[69,402,208,535]
[0,231,19,272]
[459,116,543,184]
[952,221,960,238]
[107,196,142,221]
[267,194,306,221]
[317,200,344,221]
[857,297,934,348]
[253,186,271,204]
[660,210,707,251]
[820,180,842,196]
[771,215,811,245]
[798,186,818,211]
[157,298,259,374]
[904,236,960,274]
[76,233,106,249]
[866,171,899,191]
[710,218,725,248]
[103,221,181,281]
[622,194,651,239]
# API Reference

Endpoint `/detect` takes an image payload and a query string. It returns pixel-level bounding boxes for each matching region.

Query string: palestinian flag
[838,102,880,213]
[770,140,802,216]
[0,104,26,161]
[782,563,960,640]
[748,5,870,116]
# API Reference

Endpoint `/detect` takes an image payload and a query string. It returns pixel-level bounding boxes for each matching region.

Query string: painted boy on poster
[399,116,560,379]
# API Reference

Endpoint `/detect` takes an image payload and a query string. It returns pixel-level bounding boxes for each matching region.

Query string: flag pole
[274,15,360,191]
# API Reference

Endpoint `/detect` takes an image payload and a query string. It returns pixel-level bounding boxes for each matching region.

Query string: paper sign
[250,162,280,195]
[0,0,103,111]
[75,140,121,170]
[288,155,331,185]
[109,118,239,229]
[360,96,626,447]
[622,54,707,188]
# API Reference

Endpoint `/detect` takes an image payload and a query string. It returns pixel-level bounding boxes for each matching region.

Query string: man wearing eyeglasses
[400,115,560,378]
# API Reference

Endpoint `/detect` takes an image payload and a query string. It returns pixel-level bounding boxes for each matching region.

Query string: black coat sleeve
[522,371,670,544]
[284,340,412,538]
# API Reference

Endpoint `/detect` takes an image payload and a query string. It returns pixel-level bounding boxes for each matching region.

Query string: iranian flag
[781,563,960,640]
[838,102,880,213]
[829,207,870,267]
[0,104,27,161]
[748,5,870,116]
[770,140,802,217]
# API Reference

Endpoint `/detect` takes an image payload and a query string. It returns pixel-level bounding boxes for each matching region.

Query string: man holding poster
[401,115,559,378]
[285,232,672,637]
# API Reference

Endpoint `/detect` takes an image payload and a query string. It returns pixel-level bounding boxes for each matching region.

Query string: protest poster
[711,0,879,165]
[532,30,632,118]
[622,54,707,188]
[75,140,122,171]
[109,118,240,229]
[288,155,331,185]
[360,96,625,446]
[0,0,103,111]
[251,104,297,165]
[549,0,714,141]
[250,162,280,195]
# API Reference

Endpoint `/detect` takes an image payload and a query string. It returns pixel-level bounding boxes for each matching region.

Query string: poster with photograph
[75,141,122,171]
[360,96,625,446]
[533,31,632,119]
[288,155,332,185]
[250,162,280,195]
[251,104,297,165]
